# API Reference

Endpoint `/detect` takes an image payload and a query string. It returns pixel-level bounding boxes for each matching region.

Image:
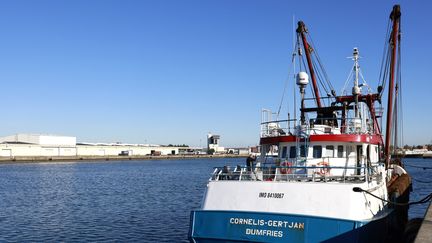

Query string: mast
[384,5,401,165]
[296,21,322,108]
[352,48,361,132]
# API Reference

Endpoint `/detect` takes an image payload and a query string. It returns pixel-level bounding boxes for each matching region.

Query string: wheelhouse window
[281,146,287,159]
[337,145,344,158]
[325,145,334,157]
[313,146,322,158]
[300,145,307,157]
[289,146,296,158]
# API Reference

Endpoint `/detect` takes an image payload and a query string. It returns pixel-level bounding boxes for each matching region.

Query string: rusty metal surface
[388,173,412,195]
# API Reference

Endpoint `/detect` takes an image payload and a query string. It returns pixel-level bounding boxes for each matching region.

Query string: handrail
[260,119,297,125]
[213,165,373,170]
[210,164,384,183]
[260,117,377,137]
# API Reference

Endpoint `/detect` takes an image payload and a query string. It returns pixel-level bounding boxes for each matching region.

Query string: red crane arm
[297,21,322,108]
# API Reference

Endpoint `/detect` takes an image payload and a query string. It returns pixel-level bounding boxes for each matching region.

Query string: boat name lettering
[258,192,285,199]
[229,218,265,226]
[245,228,283,238]
[229,217,305,230]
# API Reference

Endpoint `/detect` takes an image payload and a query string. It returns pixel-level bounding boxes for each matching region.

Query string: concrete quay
[415,201,432,242]
[0,154,248,163]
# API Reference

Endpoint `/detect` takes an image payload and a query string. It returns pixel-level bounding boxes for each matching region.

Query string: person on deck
[246,154,256,172]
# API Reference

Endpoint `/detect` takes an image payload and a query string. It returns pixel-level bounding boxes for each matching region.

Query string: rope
[307,33,335,94]
[381,49,391,93]
[276,47,296,118]
[397,25,404,149]
[297,35,304,71]
[341,63,355,95]
[378,19,391,92]
[353,187,432,206]
[391,93,398,150]
[311,57,330,95]
[359,69,371,93]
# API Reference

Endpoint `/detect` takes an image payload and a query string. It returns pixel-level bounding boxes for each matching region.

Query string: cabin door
[366,145,371,166]
[356,145,363,175]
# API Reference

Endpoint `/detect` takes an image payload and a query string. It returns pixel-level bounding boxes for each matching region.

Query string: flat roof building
[0,134,76,147]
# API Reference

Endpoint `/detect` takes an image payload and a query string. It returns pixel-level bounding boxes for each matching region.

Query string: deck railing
[260,117,377,138]
[210,164,384,183]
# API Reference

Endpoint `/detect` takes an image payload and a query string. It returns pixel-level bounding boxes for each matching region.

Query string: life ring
[280,161,292,174]
[316,161,330,176]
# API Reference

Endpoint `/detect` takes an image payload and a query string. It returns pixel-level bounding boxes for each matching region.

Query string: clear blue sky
[0,0,430,147]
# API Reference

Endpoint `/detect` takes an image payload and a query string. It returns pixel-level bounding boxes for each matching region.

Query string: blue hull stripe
[189,210,392,243]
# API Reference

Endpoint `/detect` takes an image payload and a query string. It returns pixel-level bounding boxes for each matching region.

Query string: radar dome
[296,72,309,86]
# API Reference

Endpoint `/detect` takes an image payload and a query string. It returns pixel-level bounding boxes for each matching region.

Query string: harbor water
[0,158,430,241]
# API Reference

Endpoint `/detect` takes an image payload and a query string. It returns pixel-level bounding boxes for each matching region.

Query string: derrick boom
[296,21,322,108]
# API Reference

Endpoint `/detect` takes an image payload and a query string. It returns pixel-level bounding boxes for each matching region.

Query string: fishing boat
[189,5,411,242]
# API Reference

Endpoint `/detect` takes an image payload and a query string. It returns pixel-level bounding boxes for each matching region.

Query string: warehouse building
[0,134,77,157]
[0,134,194,158]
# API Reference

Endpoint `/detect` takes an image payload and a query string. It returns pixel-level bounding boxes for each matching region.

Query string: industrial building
[0,134,199,158]
[0,133,255,161]
[207,133,225,153]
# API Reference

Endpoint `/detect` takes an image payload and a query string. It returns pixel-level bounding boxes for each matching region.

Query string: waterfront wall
[0,153,246,162]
